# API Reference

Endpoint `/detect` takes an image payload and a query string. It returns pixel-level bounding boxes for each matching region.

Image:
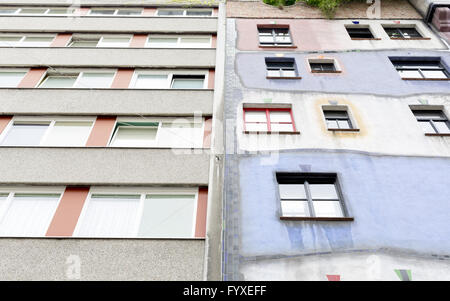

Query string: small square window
[244,108,295,133]
[265,58,297,78]
[310,62,336,73]
[346,27,374,39]
[412,109,450,135]
[276,173,350,220]
[323,110,353,130]
[384,27,422,39]
[258,27,292,46]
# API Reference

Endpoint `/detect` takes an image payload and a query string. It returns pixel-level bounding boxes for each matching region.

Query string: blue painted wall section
[238,151,450,257]
[235,51,450,95]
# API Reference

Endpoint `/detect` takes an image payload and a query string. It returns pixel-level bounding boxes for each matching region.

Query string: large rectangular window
[384,27,422,39]
[109,119,204,148]
[156,9,212,17]
[88,8,143,16]
[276,173,351,220]
[0,191,62,237]
[74,189,198,238]
[390,59,450,80]
[412,109,450,135]
[0,117,94,146]
[0,70,27,87]
[0,34,55,47]
[146,35,212,48]
[130,71,206,89]
[258,27,292,46]
[243,108,296,133]
[39,71,115,88]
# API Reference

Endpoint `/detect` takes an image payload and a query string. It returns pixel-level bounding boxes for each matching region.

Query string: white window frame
[109,116,205,148]
[39,69,117,89]
[129,69,208,89]
[0,116,96,147]
[0,186,65,237]
[73,186,199,239]
[87,8,143,16]
[155,8,213,17]
[145,34,212,48]
[0,68,29,87]
[0,33,56,47]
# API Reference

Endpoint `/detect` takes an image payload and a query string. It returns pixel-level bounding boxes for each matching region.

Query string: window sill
[350,38,381,40]
[259,45,297,49]
[266,76,302,79]
[280,216,354,221]
[389,37,431,40]
[425,133,450,136]
[401,78,450,81]
[328,128,360,132]
[311,70,342,74]
[244,131,300,135]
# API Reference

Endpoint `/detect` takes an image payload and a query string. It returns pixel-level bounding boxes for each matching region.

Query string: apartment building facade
[0,0,224,280]
[223,0,450,281]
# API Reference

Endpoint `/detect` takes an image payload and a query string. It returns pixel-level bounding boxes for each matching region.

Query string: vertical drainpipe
[203,0,226,281]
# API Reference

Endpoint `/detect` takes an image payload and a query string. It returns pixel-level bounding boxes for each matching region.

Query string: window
[39,71,115,88]
[346,26,375,39]
[156,9,212,16]
[0,34,55,47]
[130,72,206,89]
[68,37,100,48]
[384,27,422,39]
[323,110,354,130]
[258,27,292,46]
[265,58,297,78]
[0,7,70,15]
[0,70,27,87]
[146,35,211,48]
[96,36,131,48]
[109,119,203,148]
[310,62,336,72]
[74,189,198,238]
[243,108,296,133]
[0,118,94,146]
[412,110,450,135]
[390,59,449,80]
[0,191,62,237]
[68,35,131,48]
[88,8,143,16]
[276,173,351,220]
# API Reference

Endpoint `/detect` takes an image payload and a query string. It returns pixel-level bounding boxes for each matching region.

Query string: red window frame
[243,107,296,132]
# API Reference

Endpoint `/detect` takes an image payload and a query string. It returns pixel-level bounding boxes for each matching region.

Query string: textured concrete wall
[227,0,421,19]
[241,251,450,280]
[0,17,217,33]
[0,148,210,185]
[0,48,216,68]
[236,92,450,156]
[235,51,450,96]
[0,89,214,116]
[0,238,205,280]
[235,19,445,51]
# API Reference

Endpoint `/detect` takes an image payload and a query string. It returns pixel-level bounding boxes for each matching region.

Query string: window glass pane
[171,77,204,89]
[76,73,114,88]
[259,36,275,44]
[19,8,48,14]
[400,28,421,38]
[309,184,338,199]
[421,70,448,79]
[179,37,211,47]
[39,76,77,88]
[245,111,267,123]
[0,9,18,14]
[0,193,60,236]
[271,123,294,132]
[326,119,339,129]
[147,37,178,47]
[434,121,450,134]
[337,120,351,129]
[418,120,435,134]
[69,40,99,47]
[281,201,310,217]
[134,74,168,88]
[157,10,183,16]
[398,69,422,78]
[97,37,131,47]
[21,36,55,47]
[185,10,212,16]
[76,194,140,237]
[413,110,446,120]
[346,27,374,38]
[116,9,142,15]
[158,122,203,148]
[282,70,297,77]
[47,8,69,15]
[89,9,115,15]
[0,71,26,87]
[42,121,92,146]
[269,111,292,123]
[279,184,307,199]
[313,200,343,218]
[0,193,8,213]
[385,28,401,38]
[245,123,268,132]
[267,69,281,77]
[111,126,158,147]
[1,123,49,146]
[139,195,196,237]
[0,36,22,46]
